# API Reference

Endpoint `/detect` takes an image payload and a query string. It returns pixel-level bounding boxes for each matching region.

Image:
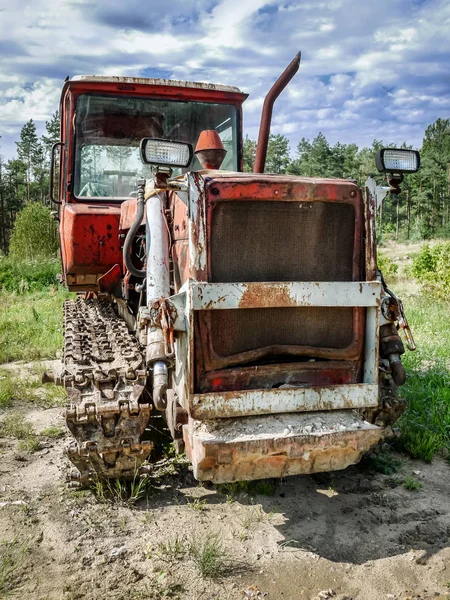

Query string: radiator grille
[211,201,355,283]
[206,199,356,362]
[210,307,354,356]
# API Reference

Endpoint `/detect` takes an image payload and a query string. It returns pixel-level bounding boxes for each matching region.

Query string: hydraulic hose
[122,183,162,279]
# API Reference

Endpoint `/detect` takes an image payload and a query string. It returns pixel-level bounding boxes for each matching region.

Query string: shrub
[377,251,399,278]
[9,203,58,262]
[409,242,450,300]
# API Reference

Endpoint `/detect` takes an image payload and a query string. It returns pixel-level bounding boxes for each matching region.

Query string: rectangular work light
[140,138,193,168]
[375,148,420,174]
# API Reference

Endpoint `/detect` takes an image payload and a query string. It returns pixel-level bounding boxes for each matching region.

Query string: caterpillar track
[61,298,152,485]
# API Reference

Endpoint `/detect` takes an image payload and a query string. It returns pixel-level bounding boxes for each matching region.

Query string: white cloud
[0,0,449,158]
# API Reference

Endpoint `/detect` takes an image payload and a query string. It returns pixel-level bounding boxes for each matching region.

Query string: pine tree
[41,111,60,155]
[243,136,257,172]
[265,134,291,174]
[16,119,39,203]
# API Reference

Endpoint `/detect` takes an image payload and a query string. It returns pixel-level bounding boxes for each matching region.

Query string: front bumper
[183,410,381,483]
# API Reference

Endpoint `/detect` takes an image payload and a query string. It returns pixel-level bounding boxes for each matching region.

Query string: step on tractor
[46,52,420,485]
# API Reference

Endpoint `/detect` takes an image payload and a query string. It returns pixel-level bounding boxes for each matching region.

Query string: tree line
[244,118,450,241]
[0,113,59,253]
[1,113,449,253]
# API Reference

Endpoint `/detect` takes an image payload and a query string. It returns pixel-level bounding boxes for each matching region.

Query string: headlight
[375,148,420,173]
[140,138,193,168]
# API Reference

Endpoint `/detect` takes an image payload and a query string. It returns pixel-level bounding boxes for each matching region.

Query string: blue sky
[0,0,449,159]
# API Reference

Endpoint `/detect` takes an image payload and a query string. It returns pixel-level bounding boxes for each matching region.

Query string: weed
[0,374,15,409]
[217,478,276,499]
[267,507,279,521]
[188,498,207,512]
[252,479,277,496]
[152,536,186,562]
[40,426,65,439]
[1,412,34,439]
[0,537,32,596]
[91,472,152,505]
[120,572,184,599]
[69,489,90,500]
[188,532,228,579]
[39,384,67,408]
[239,506,265,530]
[363,450,402,475]
[0,367,66,409]
[403,475,424,491]
[238,531,248,542]
[216,481,246,499]
[149,532,230,579]
[140,513,155,525]
[18,437,41,452]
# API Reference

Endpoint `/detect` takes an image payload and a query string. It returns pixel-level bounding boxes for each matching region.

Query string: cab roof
[71,75,243,94]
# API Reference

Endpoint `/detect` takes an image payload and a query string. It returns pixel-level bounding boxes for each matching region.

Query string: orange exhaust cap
[195,130,227,170]
[195,129,225,153]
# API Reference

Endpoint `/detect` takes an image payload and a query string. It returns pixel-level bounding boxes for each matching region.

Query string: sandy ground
[1,383,450,600]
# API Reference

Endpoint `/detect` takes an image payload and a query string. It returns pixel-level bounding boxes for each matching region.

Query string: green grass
[148,532,231,580]
[1,412,35,439]
[396,292,450,461]
[91,473,152,505]
[188,532,229,579]
[0,368,66,409]
[362,450,402,475]
[40,426,65,439]
[0,287,71,364]
[239,506,266,530]
[216,479,277,499]
[0,412,41,452]
[0,255,60,294]
[0,537,32,597]
[402,475,424,491]
[151,537,186,562]
[188,498,207,512]
[0,373,15,409]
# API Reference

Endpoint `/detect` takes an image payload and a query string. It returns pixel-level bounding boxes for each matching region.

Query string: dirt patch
[1,398,450,599]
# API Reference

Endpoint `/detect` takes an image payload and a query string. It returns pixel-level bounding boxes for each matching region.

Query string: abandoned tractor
[46,53,419,484]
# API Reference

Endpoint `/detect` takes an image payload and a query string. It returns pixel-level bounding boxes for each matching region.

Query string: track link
[62,298,151,484]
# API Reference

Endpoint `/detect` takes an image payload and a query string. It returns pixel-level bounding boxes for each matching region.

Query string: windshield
[74,94,239,199]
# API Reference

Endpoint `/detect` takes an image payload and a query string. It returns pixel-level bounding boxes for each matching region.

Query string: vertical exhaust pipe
[253,52,301,174]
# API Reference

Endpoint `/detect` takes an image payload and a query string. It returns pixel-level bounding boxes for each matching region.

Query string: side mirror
[140,138,193,168]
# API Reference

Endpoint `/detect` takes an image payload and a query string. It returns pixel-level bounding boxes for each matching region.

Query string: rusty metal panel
[364,178,378,281]
[190,281,381,309]
[197,360,360,393]
[61,203,122,275]
[190,383,379,419]
[188,171,370,371]
[169,278,381,404]
[71,75,245,95]
[119,197,145,231]
[187,173,208,281]
[364,306,379,384]
[184,411,382,483]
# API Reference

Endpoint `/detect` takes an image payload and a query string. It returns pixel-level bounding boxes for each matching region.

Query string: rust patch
[238,283,296,309]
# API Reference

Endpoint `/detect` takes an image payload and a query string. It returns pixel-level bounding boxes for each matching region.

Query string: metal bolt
[350,190,356,197]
